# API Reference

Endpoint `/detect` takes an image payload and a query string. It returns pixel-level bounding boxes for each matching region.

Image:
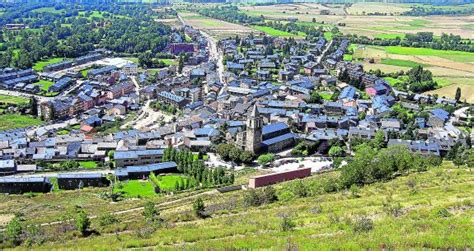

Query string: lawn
[381,58,425,68]
[34,79,54,92]
[251,25,305,38]
[153,175,188,190]
[160,59,177,66]
[33,58,65,72]
[114,180,156,197]
[0,95,29,105]
[0,114,42,130]
[323,32,333,41]
[79,161,98,169]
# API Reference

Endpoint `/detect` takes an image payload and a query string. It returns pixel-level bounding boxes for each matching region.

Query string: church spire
[250,104,259,117]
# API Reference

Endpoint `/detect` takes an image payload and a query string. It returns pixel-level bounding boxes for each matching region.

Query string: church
[236,105,295,154]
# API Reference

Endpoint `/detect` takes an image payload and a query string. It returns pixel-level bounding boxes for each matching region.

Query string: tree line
[345,32,473,53]
[162,147,235,187]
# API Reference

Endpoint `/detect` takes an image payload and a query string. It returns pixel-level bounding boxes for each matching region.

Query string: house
[115,162,178,180]
[428,108,449,128]
[157,91,188,108]
[123,63,138,76]
[57,173,110,190]
[114,149,164,168]
[0,177,52,194]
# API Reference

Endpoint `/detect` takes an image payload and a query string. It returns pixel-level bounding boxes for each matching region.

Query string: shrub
[142,202,159,223]
[261,186,277,204]
[280,215,296,232]
[243,189,262,207]
[75,210,90,236]
[435,208,452,218]
[352,216,373,233]
[98,213,120,227]
[291,180,308,198]
[6,217,23,245]
[193,198,205,218]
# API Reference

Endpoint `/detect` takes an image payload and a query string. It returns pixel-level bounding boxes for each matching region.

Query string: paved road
[177,13,224,83]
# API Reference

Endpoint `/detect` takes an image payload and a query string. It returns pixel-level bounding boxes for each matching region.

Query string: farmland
[4,163,472,249]
[179,11,253,39]
[252,25,305,38]
[349,44,474,100]
[239,3,474,39]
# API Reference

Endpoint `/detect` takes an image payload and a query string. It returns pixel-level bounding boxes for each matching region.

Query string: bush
[280,215,296,231]
[352,216,373,233]
[261,186,277,204]
[142,202,159,223]
[243,189,262,207]
[193,198,205,218]
[6,217,23,245]
[98,213,119,227]
[257,153,275,166]
[75,210,90,236]
[291,180,308,198]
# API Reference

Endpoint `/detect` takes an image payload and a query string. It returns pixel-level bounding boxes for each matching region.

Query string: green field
[160,59,177,66]
[34,79,54,92]
[0,95,29,105]
[79,161,98,169]
[33,58,65,72]
[377,46,474,63]
[324,32,333,41]
[252,25,305,38]
[154,175,187,190]
[0,114,42,130]
[374,33,406,39]
[381,58,425,68]
[114,180,156,198]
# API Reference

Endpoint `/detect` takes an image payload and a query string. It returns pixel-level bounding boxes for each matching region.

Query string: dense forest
[0,2,173,68]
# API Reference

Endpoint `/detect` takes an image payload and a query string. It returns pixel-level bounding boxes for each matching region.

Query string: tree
[239,151,254,164]
[455,87,462,101]
[30,96,38,117]
[328,145,344,157]
[193,198,205,218]
[75,210,90,236]
[142,201,159,223]
[257,153,275,166]
[178,54,184,74]
[6,217,23,245]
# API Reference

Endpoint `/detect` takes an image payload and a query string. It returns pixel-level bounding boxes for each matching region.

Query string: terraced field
[7,163,471,250]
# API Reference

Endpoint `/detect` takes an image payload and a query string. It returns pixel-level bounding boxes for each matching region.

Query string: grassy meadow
[5,162,471,249]
[0,95,29,106]
[251,25,306,38]
[32,57,66,72]
[0,114,42,130]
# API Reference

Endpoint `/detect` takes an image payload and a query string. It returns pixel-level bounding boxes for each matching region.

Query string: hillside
[2,162,473,249]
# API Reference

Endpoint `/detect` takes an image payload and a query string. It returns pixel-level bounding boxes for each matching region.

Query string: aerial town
[0,0,473,249]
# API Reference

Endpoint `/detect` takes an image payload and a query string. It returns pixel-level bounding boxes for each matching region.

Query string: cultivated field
[239,3,474,39]
[178,11,253,39]
[351,45,474,101]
